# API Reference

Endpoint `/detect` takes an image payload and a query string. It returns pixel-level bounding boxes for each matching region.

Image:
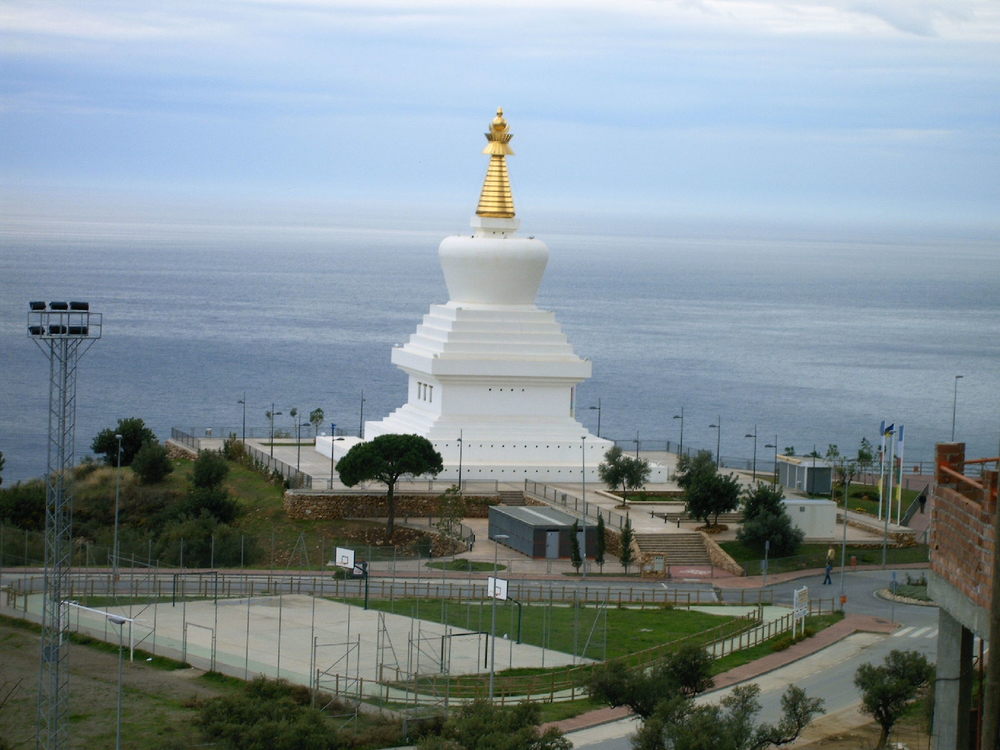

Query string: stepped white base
[319,433,667,483]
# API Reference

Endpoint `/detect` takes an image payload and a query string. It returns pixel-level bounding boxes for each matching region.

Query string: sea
[2,214,998,485]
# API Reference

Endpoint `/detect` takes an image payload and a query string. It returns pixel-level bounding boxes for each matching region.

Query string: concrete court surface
[52,594,583,692]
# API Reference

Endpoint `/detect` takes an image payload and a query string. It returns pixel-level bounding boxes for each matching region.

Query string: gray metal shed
[488,505,594,560]
[776,455,833,495]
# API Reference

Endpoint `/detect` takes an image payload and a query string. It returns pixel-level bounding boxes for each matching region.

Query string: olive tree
[855,650,933,749]
[632,683,823,750]
[598,446,652,505]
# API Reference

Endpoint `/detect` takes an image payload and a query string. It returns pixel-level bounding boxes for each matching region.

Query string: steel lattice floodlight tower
[27,300,102,750]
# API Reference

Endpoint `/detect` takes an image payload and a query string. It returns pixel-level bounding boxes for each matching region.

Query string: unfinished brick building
[930,442,999,749]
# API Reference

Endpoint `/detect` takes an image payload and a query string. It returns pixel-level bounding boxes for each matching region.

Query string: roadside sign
[793,586,809,637]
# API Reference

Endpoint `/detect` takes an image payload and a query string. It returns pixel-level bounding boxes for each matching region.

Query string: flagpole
[881,427,895,567]
[877,420,886,521]
[895,425,905,525]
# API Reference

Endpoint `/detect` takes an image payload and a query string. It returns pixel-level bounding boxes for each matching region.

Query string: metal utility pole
[28,300,102,750]
[745,425,758,481]
[581,435,587,578]
[112,434,122,582]
[951,374,963,441]
[672,407,684,457]
[709,417,721,468]
[588,398,602,437]
[457,430,464,491]
[237,392,246,442]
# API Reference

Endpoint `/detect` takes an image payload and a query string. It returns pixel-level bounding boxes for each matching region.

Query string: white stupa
[325,109,661,482]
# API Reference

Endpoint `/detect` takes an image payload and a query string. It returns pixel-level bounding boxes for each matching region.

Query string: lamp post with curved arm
[744,425,758,481]
[709,418,721,469]
[672,407,684,457]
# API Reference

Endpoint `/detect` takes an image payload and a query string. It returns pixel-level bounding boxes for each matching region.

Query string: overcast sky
[2,0,999,237]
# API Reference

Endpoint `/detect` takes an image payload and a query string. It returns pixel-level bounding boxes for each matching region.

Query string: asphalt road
[567,566,938,749]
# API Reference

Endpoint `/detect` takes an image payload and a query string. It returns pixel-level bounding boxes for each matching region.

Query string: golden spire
[476,107,516,219]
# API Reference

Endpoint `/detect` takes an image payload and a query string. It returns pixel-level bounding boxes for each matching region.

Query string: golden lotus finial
[476,107,515,218]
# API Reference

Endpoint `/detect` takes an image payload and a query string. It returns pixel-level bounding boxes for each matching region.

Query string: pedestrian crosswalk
[893,626,939,639]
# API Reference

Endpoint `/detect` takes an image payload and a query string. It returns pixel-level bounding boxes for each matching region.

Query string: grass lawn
[350,598,741,661]
[720,541,929,575]
[893,582,932,601]
[170,458,432,567]
[838,483,921,516]
[709,612,843,673]
[535,611,844,723]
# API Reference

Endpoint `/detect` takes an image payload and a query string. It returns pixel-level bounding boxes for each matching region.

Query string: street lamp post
[633,429,640,458]
[238,393,246,442]
[63,603,133,750]
[581,436,588,578]
[744,425,758,481]
[709,417,721,468]
[765,437,778,486]
[839,460,854,606]
[267,404,282,458]
[296,421,309,471]
[488,533,510,702]
[457,430,464,491]
[329,423,337,489]
[672,407,684,457]
[112,615,126,750]
[951,375,964,441]
[359,390,366,439]
[588,399,602,437]
[112,433,123,582]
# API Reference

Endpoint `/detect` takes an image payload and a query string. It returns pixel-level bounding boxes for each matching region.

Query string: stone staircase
[634,532,711,565]
[497,490,526,505]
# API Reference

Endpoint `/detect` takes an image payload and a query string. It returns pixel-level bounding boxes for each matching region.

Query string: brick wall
[931,443,998,610]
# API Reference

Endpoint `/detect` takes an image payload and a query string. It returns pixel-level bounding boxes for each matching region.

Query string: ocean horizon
[2,212,998,485]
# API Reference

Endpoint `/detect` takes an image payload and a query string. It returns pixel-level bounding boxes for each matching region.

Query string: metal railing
[241,441,312,489]
[170,427,200,452]
[524,480,631,531]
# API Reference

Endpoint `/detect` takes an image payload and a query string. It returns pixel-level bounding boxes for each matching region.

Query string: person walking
[823,560,833,585]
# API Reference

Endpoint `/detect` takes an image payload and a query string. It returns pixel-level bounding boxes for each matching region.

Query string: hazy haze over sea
[2,210,998,485]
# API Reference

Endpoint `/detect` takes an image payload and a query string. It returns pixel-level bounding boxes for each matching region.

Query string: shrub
[178,487,241,525]
[156,512,247,568]
[222,434,245,461]
[737,510,804,558]
[131,442,174,485]
[192,450,229,490]
[0,481,46,530]
[198,677,341,750]
[73,456,99,479]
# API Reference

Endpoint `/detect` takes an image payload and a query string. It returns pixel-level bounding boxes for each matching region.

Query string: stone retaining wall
[283,492,542,520]
[843,514,917,545]
[700,532,745,576]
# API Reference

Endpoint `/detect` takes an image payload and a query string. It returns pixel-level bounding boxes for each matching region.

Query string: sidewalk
[541,612,897,735]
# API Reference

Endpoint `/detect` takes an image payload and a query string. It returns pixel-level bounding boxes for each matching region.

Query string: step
[497,490,526,505]
[633,532,711,565]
